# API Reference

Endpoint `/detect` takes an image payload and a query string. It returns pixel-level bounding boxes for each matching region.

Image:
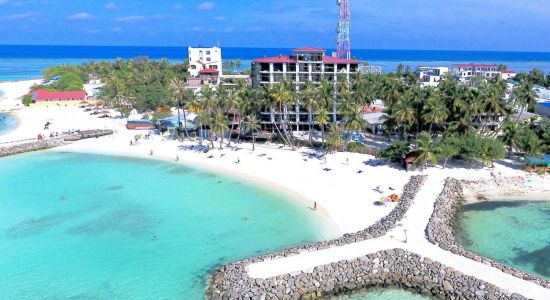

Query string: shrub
[376,141,410,163]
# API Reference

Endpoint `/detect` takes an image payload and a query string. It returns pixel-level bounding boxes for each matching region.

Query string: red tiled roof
[199,68,220,74]
[362,105,385,114]
[252,55,362,64]
[32,89,87,102]
[293,47,326,52]
[501,70,516,74]
[252,56,297,63]
[453,63,497,68]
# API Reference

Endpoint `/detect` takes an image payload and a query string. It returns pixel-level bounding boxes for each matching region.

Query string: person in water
[152,234,157,240]
[60,195,65,201]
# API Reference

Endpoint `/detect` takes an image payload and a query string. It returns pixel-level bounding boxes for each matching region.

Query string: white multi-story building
[452,64,501,85]
[416,67,450,87]
[251,47,363,131]
[188,46,222,77]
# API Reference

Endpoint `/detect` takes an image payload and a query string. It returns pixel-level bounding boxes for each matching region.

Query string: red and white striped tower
[337,0,351,59]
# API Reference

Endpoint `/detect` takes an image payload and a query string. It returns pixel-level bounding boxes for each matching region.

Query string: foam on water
[456,200,550,279]
[0,152,332,299]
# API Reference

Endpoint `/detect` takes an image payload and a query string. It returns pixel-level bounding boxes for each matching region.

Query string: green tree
[376,141,410,163]
[315,108,330,147]
[244,115,260,151]
[326,125,345,153]
[435,135,460,169]
[211,111,229,149]
[413,132,437,168]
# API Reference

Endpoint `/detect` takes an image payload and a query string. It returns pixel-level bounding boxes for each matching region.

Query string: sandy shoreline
[0,79,41,112]
[462,175,550,204]
[1,78,548,241]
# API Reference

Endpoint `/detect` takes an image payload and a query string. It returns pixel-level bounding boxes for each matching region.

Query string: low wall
[0,129,113,158]
[206,176,430,298]
[207,249,526,300]
[425,178,550,289]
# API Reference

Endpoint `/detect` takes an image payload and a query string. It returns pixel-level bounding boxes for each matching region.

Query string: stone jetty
[207,249,527,300]
[426,178,550,289]
[0,129,113,158]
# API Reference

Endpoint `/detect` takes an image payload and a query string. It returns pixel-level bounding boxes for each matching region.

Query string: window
[191,65,197,69]
[206,50,211,55]
[210,65,218,70]
[207,57,211,62]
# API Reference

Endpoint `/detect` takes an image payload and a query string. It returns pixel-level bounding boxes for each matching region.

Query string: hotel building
[452,64,501,85]
[188,46,223,77]
[251,47,363,130]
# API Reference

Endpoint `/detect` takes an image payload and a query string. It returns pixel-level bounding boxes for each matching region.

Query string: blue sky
[0,0,549,51]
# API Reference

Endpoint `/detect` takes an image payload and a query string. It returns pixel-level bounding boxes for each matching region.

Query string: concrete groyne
[0,129,113,158]
[425,178,550,289]
[205,176,430,299]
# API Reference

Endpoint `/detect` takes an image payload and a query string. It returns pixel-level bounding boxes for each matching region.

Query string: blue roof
[526,154,550,165]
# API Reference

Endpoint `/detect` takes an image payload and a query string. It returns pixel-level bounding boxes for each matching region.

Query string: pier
[208,176,550,299]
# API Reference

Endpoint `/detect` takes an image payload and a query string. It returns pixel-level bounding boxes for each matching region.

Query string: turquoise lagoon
[0,152,333,299]
[457,200,550,279]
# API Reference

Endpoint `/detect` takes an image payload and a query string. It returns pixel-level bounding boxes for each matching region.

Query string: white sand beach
[0,78,547,236]
[0,79,42,111]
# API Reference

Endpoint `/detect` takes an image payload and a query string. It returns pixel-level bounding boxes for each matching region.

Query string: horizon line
[1,44,550,54]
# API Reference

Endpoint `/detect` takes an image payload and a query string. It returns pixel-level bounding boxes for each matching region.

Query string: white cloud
[215,16,226,21]
[105,2,116,10]
[198,2,215,10]
[116,15,146,22]
[189,26,201,31]
[67,12,94,20]
[224,27,234,33]
[0,12,36,20]
[112,27,122,32]
[173,4,183,10]
[0,0,8,5]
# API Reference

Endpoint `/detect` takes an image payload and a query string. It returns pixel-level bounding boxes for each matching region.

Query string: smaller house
[362,112,387,135]
[186,69,220,90]
[500,70,517,80]
[32,89,87,102]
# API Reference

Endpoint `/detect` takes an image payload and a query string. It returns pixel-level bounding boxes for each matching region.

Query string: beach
[0,79,42,112]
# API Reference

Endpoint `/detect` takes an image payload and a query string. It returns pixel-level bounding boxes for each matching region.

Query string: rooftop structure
[32,89,87,102]
[188,46,222,77]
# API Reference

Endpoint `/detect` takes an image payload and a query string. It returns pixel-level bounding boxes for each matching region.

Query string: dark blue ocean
[1,45,550,81]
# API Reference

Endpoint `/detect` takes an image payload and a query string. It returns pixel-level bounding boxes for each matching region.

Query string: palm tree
[393,99,416,138]
[513,79,537,121]
[317,77,335,121]
[326,124,344,153]
[315,108,330,147]
[170,78,187,138]
[301,81,318,145]
[211,111,229,149]
[422,92,449,133]
[261,84,290,146]
[500,121,519,158]
[245,115,260,151]
[413,132,437,169]
[343,105,365,144]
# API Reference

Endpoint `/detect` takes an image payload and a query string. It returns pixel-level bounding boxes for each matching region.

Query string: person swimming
[60,195,65,201]
[152,234,157,240]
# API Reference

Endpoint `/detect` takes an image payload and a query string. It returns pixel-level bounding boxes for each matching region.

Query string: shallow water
[331,289,431,300]
[0,152,332,299]
[0,112,16,134]
[456,200,550,279]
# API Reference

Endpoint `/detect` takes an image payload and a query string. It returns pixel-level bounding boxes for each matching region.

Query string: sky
[0,0,549,52]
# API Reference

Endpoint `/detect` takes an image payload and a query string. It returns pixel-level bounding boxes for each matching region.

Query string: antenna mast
[337,0,351,59]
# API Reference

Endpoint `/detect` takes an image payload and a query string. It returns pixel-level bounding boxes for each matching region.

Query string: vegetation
[45,58,549,169]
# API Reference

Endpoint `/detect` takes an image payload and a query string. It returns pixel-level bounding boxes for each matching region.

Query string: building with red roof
[32,89,87,102]
[251,47,364,131]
